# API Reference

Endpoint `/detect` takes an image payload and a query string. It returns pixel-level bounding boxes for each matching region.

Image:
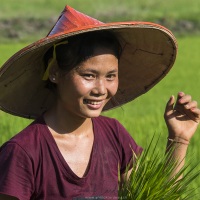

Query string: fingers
[165,95,175,117]
[174,91,200,123]
[192,108,200,122]
[176,92,197,109]
[176,92,192,106]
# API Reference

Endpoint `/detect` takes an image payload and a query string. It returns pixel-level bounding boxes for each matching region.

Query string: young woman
[0,5,199,200]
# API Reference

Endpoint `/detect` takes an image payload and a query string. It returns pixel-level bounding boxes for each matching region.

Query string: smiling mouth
[83,99,103,105]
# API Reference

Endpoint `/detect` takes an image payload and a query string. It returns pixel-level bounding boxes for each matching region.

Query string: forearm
[165,136,189,178]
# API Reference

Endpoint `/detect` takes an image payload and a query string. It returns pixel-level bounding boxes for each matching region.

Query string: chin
[80,108,103,118]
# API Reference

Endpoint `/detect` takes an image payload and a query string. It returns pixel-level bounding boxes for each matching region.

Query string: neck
[44,105,93,136]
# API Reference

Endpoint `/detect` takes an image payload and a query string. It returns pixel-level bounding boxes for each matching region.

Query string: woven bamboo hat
[0,5,177,119]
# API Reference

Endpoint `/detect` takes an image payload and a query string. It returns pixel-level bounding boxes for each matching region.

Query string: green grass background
[1,0,200,196]
[1,0,199,21]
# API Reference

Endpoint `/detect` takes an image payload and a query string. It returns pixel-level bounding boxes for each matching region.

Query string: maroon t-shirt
[0,116,142,200]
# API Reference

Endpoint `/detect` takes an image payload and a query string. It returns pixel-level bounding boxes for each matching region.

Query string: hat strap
[42,40,68,80]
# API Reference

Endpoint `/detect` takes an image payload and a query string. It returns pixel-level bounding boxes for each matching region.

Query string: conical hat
[0,5,177,119]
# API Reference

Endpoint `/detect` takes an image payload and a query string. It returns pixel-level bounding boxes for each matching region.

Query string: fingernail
[179,91,184,96]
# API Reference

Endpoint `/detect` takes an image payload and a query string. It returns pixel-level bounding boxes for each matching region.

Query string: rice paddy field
[0,0,200,197]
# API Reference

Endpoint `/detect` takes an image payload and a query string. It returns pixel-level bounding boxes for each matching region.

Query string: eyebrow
[78,68,118,74]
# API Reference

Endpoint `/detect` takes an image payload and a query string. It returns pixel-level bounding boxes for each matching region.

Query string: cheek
[72,78,94,95]
[108,79,119,96]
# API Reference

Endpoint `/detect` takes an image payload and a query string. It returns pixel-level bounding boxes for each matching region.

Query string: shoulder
[93,115,131,143]
[93,115,130,136]
[1,116,47,158]
[93,115,142,154]
[93,115,122,130]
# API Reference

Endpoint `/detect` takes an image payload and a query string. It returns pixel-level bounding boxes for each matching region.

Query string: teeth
[84,100,101,105]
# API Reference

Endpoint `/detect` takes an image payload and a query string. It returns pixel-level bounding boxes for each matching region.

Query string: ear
[48,59,60,83]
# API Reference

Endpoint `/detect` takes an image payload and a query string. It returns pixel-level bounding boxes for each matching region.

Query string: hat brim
[0,22,177,119]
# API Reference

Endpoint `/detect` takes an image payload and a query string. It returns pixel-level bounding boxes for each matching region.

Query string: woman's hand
[164,92,200,142]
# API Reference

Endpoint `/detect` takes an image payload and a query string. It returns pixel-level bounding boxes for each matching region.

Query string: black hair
[43,30,122,89]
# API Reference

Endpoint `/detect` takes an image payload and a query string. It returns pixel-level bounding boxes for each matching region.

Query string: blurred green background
[0,0,200,43]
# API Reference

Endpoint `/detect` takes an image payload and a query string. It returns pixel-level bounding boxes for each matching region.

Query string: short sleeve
[117,122,143,174]
[0,142,34,200]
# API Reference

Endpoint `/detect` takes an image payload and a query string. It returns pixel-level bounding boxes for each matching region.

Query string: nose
[91,79,106,96]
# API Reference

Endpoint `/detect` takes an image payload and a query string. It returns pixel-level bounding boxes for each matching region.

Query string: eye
[82,74,95,80]
[106,73,117,81]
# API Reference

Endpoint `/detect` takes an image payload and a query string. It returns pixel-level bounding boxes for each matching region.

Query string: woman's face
[55,47,119,119]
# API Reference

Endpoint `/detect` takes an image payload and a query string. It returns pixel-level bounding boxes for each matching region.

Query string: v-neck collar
[41,116,98,183]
